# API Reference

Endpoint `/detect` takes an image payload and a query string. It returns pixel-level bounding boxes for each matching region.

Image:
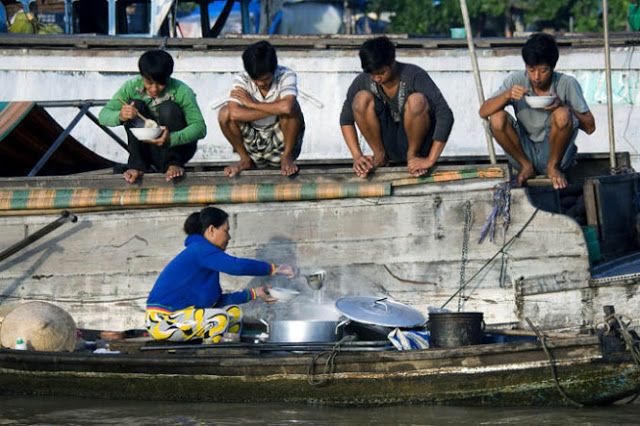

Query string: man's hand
[508,85,529,101]
[543,93,564,111]
[141,126,170,147]
[119,102,139,122]
[230,87,254,108]
[353,154,375,178]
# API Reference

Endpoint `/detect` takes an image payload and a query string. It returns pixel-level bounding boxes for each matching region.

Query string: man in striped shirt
[219,41,305,177]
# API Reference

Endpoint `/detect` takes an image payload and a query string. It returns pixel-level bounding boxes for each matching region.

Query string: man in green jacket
[99,50,206,183]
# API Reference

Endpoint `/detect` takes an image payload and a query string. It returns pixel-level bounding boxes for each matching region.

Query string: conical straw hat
[0,302,76,351]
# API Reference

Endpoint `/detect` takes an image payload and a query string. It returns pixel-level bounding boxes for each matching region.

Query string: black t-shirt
[340,62,454,143]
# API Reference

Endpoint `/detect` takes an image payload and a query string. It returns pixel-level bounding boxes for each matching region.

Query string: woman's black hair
[359,36,396,74]
[521,33,559,69]
[242,40,278,80]
[138,49,174,85]
[184,207,229,235]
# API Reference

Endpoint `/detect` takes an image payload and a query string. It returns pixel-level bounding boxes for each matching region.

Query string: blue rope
[478,179,514,244]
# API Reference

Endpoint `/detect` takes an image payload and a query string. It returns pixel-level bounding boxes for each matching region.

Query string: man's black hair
[521,33,559,69]
[138,49,174,85]
[242,41,278,80]
[359,36,396,74]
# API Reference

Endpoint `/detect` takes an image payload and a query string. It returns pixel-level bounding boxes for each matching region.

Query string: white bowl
[524,95,554,109]
[268,287,300,303]
[130,127,162,140]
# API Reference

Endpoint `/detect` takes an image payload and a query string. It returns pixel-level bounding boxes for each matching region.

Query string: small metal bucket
[427,312,484,348]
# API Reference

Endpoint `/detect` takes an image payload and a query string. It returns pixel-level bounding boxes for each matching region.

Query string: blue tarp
[0,4,7,33]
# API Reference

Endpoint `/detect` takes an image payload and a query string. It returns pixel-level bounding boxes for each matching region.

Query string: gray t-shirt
[492,71,589,143]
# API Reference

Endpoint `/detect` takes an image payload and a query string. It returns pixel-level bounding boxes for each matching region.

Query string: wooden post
[458,0,496,164]
[602,0,616,172]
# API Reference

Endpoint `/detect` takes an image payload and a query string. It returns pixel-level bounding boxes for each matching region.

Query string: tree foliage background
[372,0,633,36]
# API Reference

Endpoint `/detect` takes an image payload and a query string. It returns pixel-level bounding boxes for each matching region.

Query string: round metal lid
[335,296,426,328]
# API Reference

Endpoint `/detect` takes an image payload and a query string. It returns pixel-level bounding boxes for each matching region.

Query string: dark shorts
[502,113,578,174]
[373,96,433,162]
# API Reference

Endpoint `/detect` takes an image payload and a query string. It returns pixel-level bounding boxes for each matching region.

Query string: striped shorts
[241,118,304,167]
[145,305,242,344]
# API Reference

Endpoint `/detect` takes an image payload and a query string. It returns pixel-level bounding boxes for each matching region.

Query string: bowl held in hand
[524,95,554,109]
[268,287,300,303]
[130,127,163,141]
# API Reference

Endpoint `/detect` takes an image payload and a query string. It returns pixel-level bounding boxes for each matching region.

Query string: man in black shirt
[340,37,454,178]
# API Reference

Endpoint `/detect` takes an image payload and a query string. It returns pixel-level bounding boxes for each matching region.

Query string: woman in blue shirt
[146,207,297,344]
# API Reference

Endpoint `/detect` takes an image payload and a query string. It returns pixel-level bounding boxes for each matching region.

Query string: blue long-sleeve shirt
[146,234,275,312]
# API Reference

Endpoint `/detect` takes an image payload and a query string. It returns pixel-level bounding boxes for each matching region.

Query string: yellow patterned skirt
[145,305,242,344]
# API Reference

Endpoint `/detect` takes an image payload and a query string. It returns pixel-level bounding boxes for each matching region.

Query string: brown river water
[0,397,638,425]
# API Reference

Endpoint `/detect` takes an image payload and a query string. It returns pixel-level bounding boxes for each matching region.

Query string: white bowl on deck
[524,95,554,109]
[130,127,162,140]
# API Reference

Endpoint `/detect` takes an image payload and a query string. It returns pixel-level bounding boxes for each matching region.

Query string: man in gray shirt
[340,36,454,178]
[479,33,595,189]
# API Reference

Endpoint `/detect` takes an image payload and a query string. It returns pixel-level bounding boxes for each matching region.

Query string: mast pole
[458,0,496,164]
[602,0,617,171]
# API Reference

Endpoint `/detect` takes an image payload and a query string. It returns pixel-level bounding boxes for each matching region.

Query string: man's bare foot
[371,153,388,169]
[516,163,535,187]
[123,169,143,184]
[407,157,435,177]
[224,158,253,177]
[547,167,567,190]
[281,157,299,176]
[166,165,184,182]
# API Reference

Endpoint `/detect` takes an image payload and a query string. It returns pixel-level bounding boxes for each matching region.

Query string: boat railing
[0,210,77,263]
[29,99,126,177]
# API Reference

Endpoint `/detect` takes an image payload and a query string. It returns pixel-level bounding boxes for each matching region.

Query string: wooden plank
[1,34,639,51]
[583,179,600,234]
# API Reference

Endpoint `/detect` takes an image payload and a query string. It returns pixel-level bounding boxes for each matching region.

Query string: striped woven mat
[0,167,503,211]
[0,182,392,211]
[0,102,35,142]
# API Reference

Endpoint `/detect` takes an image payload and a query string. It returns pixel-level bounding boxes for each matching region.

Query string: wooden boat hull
[0,336,637,406]
[0,165,639,335]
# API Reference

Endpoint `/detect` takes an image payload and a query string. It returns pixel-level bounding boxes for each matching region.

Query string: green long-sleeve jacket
[99,76,207,147]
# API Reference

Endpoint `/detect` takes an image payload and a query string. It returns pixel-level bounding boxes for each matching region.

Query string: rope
[478,180,513,244]
[525,318,585,408]
[604,313,640,368]
[307,335,355,386]
[441,208,539,309]
[607,314,640,404]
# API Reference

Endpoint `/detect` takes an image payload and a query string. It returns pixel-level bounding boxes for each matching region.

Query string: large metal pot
[260,318,347,343]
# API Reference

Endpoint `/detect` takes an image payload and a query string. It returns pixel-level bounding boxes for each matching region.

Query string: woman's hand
[255,284,276,304]
[275,264,298,278]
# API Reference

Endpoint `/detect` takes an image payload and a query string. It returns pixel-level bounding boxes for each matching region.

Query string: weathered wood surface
[0,335,638,406]
[1,33,639,50]
[0,167,616,333]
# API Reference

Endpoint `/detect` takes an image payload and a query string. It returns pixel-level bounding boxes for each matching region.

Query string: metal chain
[458,201,472,312]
